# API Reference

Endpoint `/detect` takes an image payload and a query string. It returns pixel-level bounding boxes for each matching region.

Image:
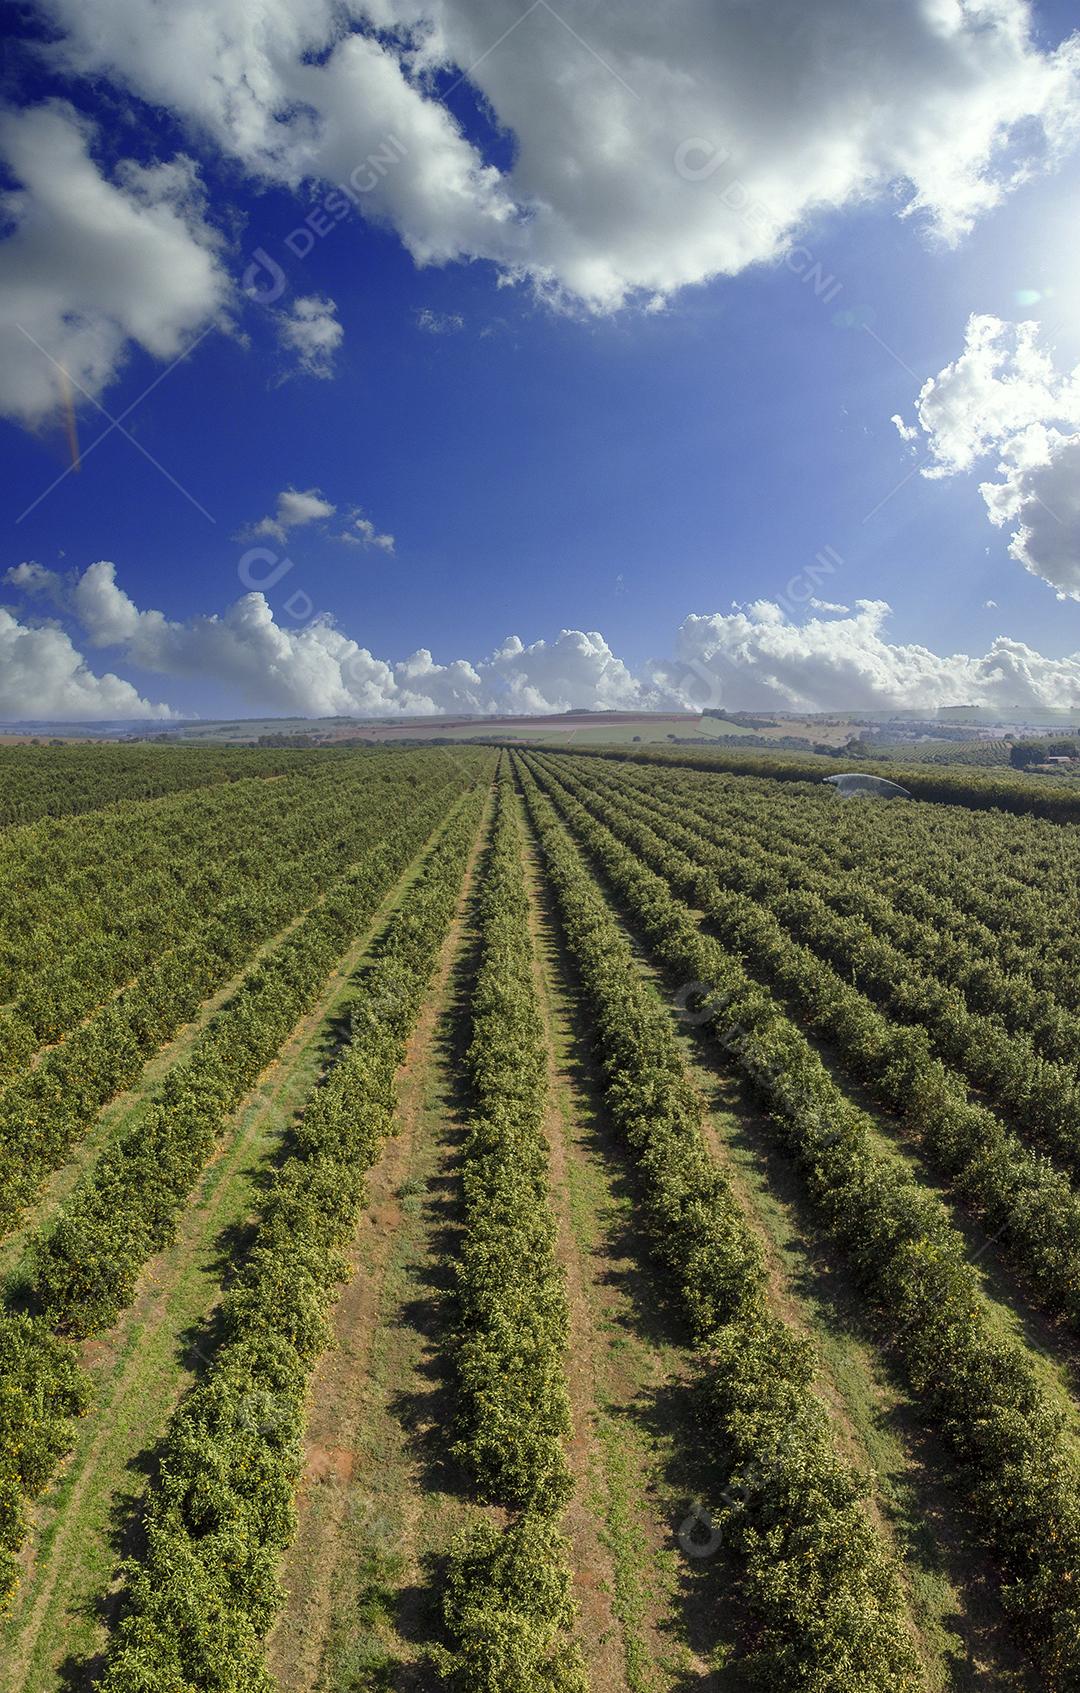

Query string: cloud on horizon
[7,559,1080,721]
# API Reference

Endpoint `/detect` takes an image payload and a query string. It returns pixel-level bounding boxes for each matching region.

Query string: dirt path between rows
[517,789,723,1691]
[267,791,492,1693]
[521,827,626,1690]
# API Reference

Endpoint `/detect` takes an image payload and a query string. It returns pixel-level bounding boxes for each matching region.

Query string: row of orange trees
[539,753,1080,1331]
[96,784,487,1688]
[0,765,475,1615]
[0,753,435,1074]
[521,742,1080,995]
[523,752,1080,1689]
[610,757,1080,1048]
[437,769,586,1691]
[517,758,920,1692]
[512,735,1080,822]
[0,740,325,828]
[0,754,465,1234]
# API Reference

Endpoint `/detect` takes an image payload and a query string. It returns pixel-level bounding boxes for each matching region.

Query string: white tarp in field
[823,772,913,800]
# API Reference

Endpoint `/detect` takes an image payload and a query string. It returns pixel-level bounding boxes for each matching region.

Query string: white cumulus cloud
[652,597,1080,711]
[0,100,228,426]
[6,561,650,716]
[2,0,1075,422]
[277,294,343,377]
[245,488,397,551]
[8,561,1080,721]
[31,0,1080,317]
[485,630,645,714]
[0,601,175,719]
[981,429,1080,598]
[248,487,337,543]
[902,313,1080,597]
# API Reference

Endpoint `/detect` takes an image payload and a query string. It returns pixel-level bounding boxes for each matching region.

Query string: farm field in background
[0,709,859,750]
[5,739,1080,1690]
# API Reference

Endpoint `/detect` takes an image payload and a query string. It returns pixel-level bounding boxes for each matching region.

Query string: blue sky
[3,0,1080,720]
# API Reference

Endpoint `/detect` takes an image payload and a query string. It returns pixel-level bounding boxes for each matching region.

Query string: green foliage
[25,777,461,1338]
[519,760,920,1692]
[451,774,574,1517]
[626,753,1080,1017]
[435,1517,589,1693]
[0,1313,91,1601]
[0,740,332,828]
[509,736,1080,823]
[0,756,491,1617]
[864,738,1013,767]
[526,749,1080,1689]
[605,753,1080,1052]
[1010,737,1080,768]
[435,770,585,1689]
[95,785,486,1687]
[0,751,483,1217]
[565,755,1080,1327]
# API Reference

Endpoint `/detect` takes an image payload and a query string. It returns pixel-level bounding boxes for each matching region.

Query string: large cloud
[5,560,651,716]
[1,1,1074,427]
[31,0,1080,317]
[485,630,645,713]
[0,101,229,425]
[658,597,1080,711]
[8,560,1080,719]
[897,314,1080,597]
[0,603,175,720]
[981,431,1080,596]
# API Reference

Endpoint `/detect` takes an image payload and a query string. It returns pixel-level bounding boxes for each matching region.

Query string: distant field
[428,714,854,747]
[444,716,754,744]
[0,709,855,749]
[867,737,1014,766]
